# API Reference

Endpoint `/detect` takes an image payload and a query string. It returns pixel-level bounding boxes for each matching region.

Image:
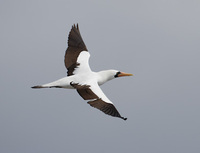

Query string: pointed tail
[31,85,62,89]
[31,85,47,89]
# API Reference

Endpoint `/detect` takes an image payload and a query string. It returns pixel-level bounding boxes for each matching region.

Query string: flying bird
[32,24,133,120]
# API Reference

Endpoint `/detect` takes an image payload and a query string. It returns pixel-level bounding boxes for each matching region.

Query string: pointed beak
[118,72,133,77]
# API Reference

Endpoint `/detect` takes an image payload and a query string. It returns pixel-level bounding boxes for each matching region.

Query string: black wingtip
[121,117,127,120]
[72,23,79,30]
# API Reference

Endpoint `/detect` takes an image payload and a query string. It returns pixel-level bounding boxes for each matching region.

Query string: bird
[32,24,133,120]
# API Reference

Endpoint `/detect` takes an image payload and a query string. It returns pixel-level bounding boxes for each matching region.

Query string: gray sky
[1,0,200,153]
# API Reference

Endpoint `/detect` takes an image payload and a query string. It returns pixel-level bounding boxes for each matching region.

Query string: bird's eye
[114,71,121,78]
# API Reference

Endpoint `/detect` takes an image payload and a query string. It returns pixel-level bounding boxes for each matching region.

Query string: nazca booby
[32,24,133,120]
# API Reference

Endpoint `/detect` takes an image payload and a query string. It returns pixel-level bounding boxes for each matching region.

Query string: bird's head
[97,70,133,85]
[114,70,133,78]
[104,70,133,79]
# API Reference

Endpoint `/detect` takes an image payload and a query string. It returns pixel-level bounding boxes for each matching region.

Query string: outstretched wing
[70,82,127,120]
[65,24,88,76]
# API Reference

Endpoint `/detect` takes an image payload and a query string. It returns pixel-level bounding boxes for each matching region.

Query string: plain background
[1,0,200,153]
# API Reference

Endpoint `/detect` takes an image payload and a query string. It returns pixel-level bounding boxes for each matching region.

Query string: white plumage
[32,24,133,120]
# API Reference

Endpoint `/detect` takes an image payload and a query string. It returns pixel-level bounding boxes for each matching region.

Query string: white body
[42,70,116,89]
[39,52,117,104]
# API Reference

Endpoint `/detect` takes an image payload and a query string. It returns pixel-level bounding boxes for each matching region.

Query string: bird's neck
[97,70,115,86]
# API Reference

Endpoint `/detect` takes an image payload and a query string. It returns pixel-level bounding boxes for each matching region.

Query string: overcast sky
[1,0,200,153]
